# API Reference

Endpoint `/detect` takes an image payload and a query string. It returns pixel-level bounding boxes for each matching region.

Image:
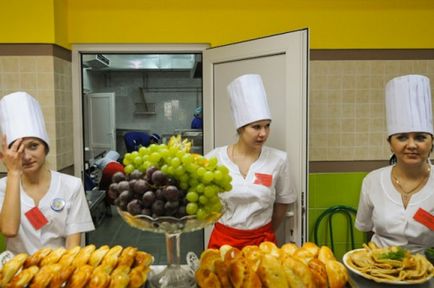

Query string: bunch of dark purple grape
[109,167,187,218]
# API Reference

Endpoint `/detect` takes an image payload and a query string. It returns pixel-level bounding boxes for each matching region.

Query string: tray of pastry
[195,241,350,288]
[0,244,153,287]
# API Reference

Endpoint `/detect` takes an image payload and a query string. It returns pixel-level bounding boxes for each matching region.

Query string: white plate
[343,248,433,285]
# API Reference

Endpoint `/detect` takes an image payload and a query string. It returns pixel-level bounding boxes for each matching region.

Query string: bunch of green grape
[120,136,232,220]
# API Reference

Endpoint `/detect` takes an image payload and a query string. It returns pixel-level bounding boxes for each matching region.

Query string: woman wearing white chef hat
[356,75,434,254]
[206,74,297,249]
[0,91,95,255]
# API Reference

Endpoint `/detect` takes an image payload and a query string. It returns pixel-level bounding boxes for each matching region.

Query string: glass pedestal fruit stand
[118,208,223,288]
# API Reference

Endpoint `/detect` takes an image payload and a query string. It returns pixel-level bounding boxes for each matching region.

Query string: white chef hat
[227,74,272,129]
[0,91,50,149]
[385,74,433,136]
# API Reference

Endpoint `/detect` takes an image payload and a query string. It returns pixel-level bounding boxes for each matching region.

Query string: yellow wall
[0,0,56,43]
[1,0,434,49]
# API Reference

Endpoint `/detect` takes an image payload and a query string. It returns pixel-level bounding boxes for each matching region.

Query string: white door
[87,92,116,158]
[203,29,309,246]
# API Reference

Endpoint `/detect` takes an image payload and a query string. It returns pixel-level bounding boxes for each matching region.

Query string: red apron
[208,222,276,250]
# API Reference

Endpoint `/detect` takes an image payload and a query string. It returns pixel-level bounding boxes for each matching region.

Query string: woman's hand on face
[0,135,24,175]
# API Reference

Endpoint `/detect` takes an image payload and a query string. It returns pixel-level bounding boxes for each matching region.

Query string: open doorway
[72,44,208,264]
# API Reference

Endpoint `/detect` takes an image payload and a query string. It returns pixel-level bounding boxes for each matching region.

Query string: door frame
[72,44,209,178]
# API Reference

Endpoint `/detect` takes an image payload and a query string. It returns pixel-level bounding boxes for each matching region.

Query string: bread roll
[325,260,348,288]
[117,246,137,268]
[49,265,76,288]
[196,268,222,288]
[40,248,66,266]
[317,246,336,264]
[87,269,110,288]
[256,254,288,288]
[281,255,315,288]
[30,263,62,288]
[258,242,280,259]
[199,249,221,272]
[88,245,110,267]
[133,251,153,267]
[100,245,123,269]
[108,271,129,288]
[302,242,320,257]
[66,264,94,288]
[58,246,81,267]
[6,265,39,288]
[293,247,315,265]
[281,262,305,288]
[222,247,242,267]
[71,245,96,267]
[128,264,150,288]
[308,258,328,288]
[279,243,298,258]
[214,260,232,288]
[229,256,262,288]
[24,248,51,268]
[0,253,28,287]
[241,245,263,272]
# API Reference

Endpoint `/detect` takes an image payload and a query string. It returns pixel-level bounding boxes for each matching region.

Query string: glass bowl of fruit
[109,136,231,288]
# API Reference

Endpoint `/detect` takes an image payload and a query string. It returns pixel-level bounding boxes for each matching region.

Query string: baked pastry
[317,246,336,264]
[128,264,150,288]
[302,242,320,257]
[293,247,315,265]
[100,245,123,270]
[279,242,298,258]
[66,264,94,288]
[241,245,263,272]
[199,249,221,272]
[133,251,153,267]
[40,248,66,266]
[6,265,39,288]
[308,258,328,288]
[0,253,28,287]
[49,265,76,288]
[195,268,222,288]
[229,256,262,288]
[222,247,242,267]
[258,242,280,259]
[88,245,110,267]
[280,262,305,288]
[214,260,232,288]
[281,255,315,288]
[29,263,62,288]
[71,245,96,267]
[117,246,137,268]
[23,248,52,268]
[58,246,81,267]
[108,271,129,288]
[87,269,110,288]
[324,260,348,288]
[256,254,288,288]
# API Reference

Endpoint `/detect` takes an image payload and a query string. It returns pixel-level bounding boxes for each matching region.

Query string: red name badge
[254,173,273,187]
[413,208,434,231]
[25,207,48,230]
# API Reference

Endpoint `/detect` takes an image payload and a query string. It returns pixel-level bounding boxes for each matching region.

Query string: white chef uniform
[355,75,434,253]
[0,91,95,254]
[206,74,296,249]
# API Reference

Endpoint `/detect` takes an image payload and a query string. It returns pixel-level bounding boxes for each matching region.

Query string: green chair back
[313,205,357,252]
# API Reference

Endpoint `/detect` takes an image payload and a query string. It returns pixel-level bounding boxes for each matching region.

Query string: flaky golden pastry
[49,265,76,288]
[302,242,320,258]
[241,246,263,272]
[40,248,66,267]
[0,253,28,287]
[214,260,232,288]
[317,246,336,264]
[108,270,129,288]
[57,246,81,267]
[223,247,242,267]
[293,247,315,265]
[196,268,222,288]
[117,246,137,268]
[279,243,298,258]
[88,245,110,267]
[133,251,153,267]
[258,242,280,259]
[6,265,39,288]
[128,264,150,288]
[23,248,51,268]
[281,255,315,288]
[87,269,110,288]
[256,254,288,288]
[30,263,62,288]
[229,256,262,288]
[325,260,348,288]
[100,245,123,269]
[66,264,94,288]
[199,249,221,272]
[71,245,96,267]
[308,258,328,288]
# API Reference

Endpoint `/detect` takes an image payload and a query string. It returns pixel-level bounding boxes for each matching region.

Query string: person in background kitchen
[355,75,434,254]
[0,91,95,255]
[205,74,297,249]
[190,106,203,129]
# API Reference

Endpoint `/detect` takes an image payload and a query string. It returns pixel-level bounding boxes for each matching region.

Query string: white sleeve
[65,178,95,235]
[275,155,297,204]
[355,176,374,232]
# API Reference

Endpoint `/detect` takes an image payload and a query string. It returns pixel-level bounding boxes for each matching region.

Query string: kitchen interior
[81,52,204,264]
